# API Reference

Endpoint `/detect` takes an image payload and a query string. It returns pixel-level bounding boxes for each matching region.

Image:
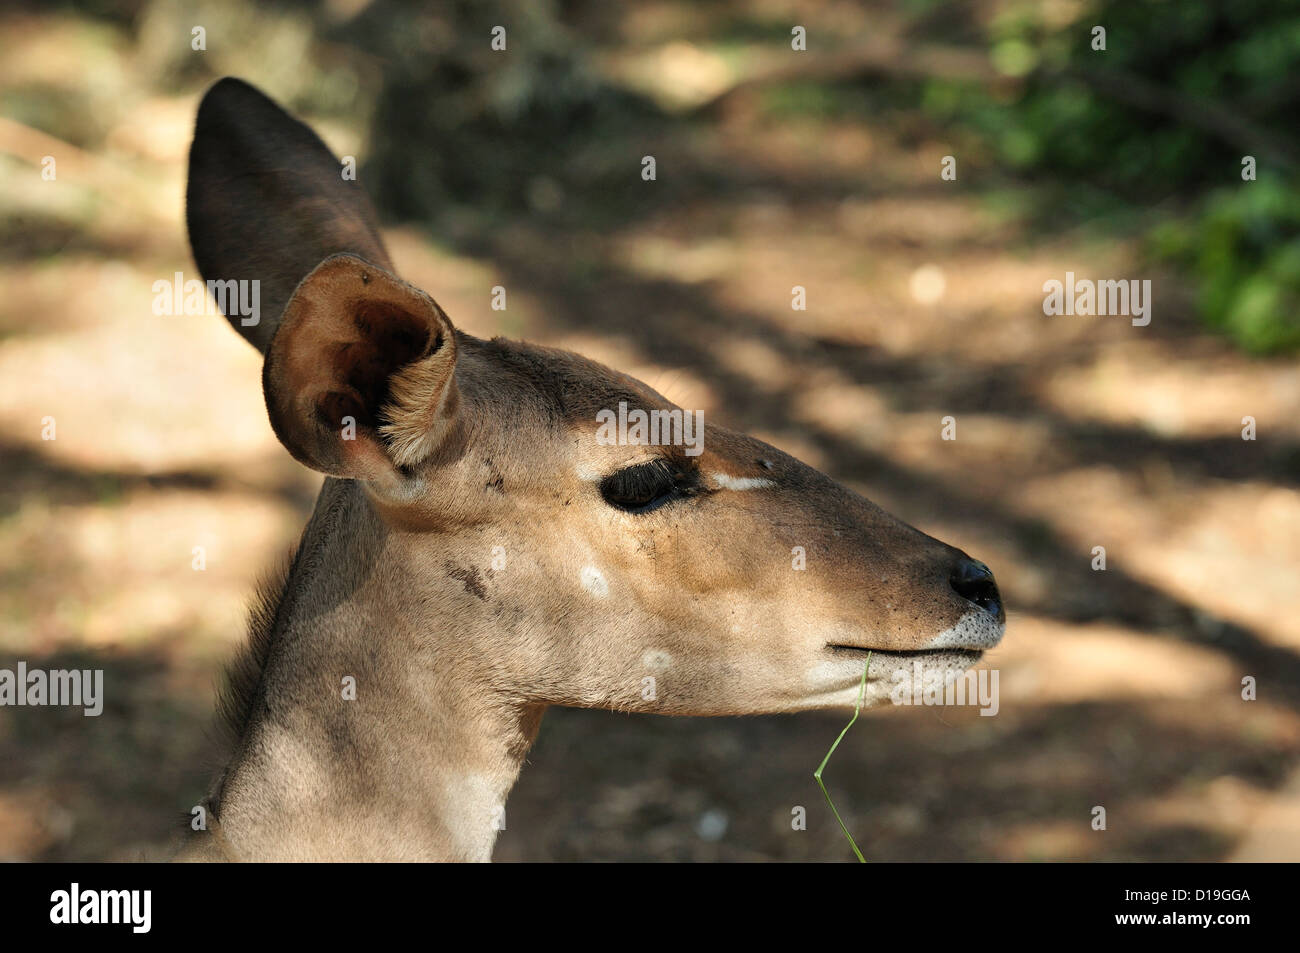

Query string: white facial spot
[804,661,842,688]
[580,566,609,597]
[710,473,776,492]
[641,649,673,671]
[925,610,1004,650]
[801,658,879,709]
[575,464,601,482]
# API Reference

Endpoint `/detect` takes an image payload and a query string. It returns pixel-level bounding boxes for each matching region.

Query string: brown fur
[214,556,291,750]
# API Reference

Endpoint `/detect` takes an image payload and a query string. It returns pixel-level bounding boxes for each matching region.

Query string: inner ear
[265,255,458,482]
[313,303,438,433]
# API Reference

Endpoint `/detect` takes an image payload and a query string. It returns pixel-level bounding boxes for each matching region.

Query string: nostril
[950,559,1004,623]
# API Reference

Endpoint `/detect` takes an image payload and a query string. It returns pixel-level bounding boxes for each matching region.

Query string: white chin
[800,649,985,710]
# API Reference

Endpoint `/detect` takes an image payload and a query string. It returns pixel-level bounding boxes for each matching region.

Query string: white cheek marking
[642,649,673,671]
[710,473,776,491]
[580,566,609,597]
[804,661,843,688]
[925,610,1005,650]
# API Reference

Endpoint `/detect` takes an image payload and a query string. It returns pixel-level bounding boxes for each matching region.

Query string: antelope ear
[186,77,392,354]
[264,254,459,485]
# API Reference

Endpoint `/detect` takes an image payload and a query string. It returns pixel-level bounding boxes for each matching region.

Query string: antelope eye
[600,459,694,513]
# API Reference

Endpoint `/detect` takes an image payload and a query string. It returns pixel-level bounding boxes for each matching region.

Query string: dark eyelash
[600,459,698,514]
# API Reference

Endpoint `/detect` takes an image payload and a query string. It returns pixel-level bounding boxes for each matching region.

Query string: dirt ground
[2,5,1299,862]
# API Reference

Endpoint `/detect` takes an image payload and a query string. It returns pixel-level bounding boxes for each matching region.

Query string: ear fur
[264,254,459,484]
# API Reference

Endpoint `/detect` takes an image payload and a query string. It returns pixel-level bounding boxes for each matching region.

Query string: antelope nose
[950,559,1004,623]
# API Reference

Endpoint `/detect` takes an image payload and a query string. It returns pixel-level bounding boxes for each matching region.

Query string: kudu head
[183,78,1004,860]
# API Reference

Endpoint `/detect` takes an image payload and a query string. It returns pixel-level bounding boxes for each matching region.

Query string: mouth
[826,645,984,664]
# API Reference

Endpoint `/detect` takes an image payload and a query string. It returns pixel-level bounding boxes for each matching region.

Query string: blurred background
[1,0,1298,861]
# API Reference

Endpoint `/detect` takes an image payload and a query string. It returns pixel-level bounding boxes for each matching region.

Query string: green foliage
[1153,179,1300,353]
[933,0,1300,353]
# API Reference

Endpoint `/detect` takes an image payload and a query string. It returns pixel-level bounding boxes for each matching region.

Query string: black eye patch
[599,458,699,514]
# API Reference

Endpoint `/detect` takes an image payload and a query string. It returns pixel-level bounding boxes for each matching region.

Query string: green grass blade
[813,652,871,863]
